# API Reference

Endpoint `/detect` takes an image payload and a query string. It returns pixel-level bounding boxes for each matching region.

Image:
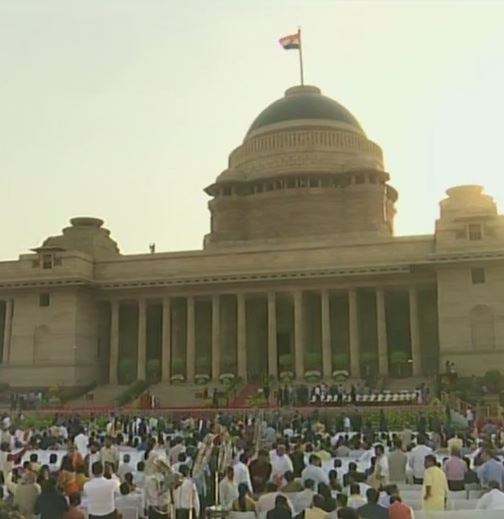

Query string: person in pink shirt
[443,447,467,491]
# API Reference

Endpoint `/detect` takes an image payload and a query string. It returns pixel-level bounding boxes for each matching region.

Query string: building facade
[1,85,504,388]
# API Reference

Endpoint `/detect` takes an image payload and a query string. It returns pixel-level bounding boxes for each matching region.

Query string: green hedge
[115,380,149,407]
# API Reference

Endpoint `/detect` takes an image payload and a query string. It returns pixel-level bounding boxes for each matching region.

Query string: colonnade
[108,287,422,384]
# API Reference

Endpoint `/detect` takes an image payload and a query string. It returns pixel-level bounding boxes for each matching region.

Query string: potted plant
[118,358,136,385]
[390,350,409,378]
[332,352,349,371]
[147,358,161,383]
[304,352,321,382]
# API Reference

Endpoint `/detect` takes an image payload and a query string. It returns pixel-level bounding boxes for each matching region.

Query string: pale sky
[1,0,504,259]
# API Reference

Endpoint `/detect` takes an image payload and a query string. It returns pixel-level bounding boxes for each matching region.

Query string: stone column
[293,290,305,379]
[2,300,13,364]
[321,290,332,380]
[211,295,220,382]
[186,297,196,383]
[409,288,422,376]
[237,293,247,381]
[137,299,147,381]
[376,288,389,376]
[109,301,119,384]
[267,292,278,378]
[161,297,171,381]
[348,289,361,377]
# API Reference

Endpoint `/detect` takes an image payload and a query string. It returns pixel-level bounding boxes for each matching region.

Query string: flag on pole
[279,32,301,50]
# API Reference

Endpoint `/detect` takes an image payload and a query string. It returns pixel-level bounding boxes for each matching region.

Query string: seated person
[232,483,256,512]
[282,471,303,493]
[266,494,292,519]
[342,463,366,487]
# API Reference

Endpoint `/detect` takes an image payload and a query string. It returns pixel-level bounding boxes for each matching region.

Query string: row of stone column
[1,300,13,364]
[108,287,422,384]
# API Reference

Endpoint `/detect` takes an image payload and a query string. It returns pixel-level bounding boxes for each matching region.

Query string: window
[39,293,50,307]
[222,187,232,196]
[468,223,483,241]
[42,254,53,269]
[471,268,486,284]
[355,174,365,184]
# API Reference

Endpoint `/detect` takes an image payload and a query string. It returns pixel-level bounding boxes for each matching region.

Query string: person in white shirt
[173,465,200,519]
[74,429,89,458]
[301,454,329,487]
[233,453,253,493]
[374,444,389,487]
[83,460,119,519]
[115,481,144,518]
[476,480,504,510]
[219,466,238,510]
[408,436,433,484]
[270,444,294,485]
[347,483,366,509]
[117,453,135,482]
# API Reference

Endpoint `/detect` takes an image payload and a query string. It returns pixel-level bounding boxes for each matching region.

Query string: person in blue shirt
[477,449,504,489]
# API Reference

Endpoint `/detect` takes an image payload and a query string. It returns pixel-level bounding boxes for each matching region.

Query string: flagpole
[297,27,304,85]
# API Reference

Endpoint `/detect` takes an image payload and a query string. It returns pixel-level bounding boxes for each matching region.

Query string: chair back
[117,507,139,519]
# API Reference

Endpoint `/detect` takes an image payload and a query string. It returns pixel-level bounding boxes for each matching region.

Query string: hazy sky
[1,0,504,259]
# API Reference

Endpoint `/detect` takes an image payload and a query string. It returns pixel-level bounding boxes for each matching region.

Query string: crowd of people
[0,409,504,518]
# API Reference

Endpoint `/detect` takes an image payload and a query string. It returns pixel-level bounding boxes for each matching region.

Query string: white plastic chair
[117,507,139,519]
[229,512,257,519]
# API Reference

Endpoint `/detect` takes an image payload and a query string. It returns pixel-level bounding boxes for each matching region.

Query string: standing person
[270,444,293,485]
[34,478,68,519]
[174,465,200,519]
[83,461,118,519]
[409,435,432,484]
[218,466,238,511]
[233,453,253,493]
[100,436,119,473]
[422,455,449,512]
[372,444,389,489]
[388,439,407,484]
[477,448,504,489]
[443,446,467,491]
[13,471,40,519]
[249,449,272,494]
[289,443,305,477]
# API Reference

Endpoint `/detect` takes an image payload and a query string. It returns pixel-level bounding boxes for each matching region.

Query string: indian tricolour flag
[279,32,301,50]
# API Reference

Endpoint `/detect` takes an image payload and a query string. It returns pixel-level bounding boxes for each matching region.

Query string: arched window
[470,305,495,350]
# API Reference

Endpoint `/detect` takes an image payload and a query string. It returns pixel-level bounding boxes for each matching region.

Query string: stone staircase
[230,383,261,407]
[64,384,125,408]
[385,377,431,392]
[150,382,223,408]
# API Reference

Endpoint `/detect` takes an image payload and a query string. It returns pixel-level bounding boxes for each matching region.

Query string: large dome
[246,85,364,138]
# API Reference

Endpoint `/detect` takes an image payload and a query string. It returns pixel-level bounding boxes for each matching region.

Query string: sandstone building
[1,85,503,388]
